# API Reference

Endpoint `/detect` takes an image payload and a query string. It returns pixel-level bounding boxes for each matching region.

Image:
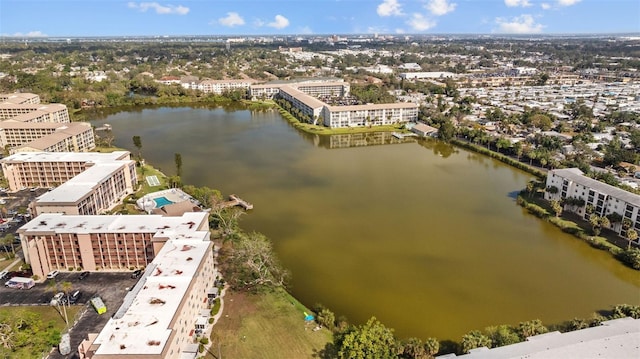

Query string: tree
[461,330,491,353]
[174,153,183,178]
[517,319,547,338]
[485,325,521,347]
[316,308,336,332]
[223,231,289,291]
[399,337,427,359]
[438,119,455,142]
[626,229,638,250]
[335,317,397,359]
[0,234,16,258]
[550,200,563,218]
[424,337,439,357]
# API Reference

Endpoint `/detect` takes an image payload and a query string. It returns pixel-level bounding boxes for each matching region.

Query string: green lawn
[0,306,83,359]
[207,288,332,359]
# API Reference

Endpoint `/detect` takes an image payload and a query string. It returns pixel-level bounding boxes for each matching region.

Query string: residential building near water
[18,211,210,279]
[545,168,640,237]
[0,151,137,216]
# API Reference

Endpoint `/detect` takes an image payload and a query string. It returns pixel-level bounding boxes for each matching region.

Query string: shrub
[198,344,204,353]
[200,338,209,345]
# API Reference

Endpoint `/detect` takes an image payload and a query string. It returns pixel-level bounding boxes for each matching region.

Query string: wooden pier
[218,194,253,210]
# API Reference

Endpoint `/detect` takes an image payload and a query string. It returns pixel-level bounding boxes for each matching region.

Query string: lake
[90,105,639,341]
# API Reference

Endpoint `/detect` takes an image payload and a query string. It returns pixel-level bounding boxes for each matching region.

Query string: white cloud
[541,3,551,10]
[268,15,290,29]
[504,0,531,7]
[377,0,403,17]
[395,28,406,34]
[407,13,437,31]
[495,14,544,33]
[11,31,47,37]
[557,0,581,6]
[218,12,245,27]
[426,0,456,16]
[299,26,313,34]
[127,2,189,15]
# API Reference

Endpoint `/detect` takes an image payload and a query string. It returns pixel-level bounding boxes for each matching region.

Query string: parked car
[47,270,59,279]
[69,290,82,304]
[131,269,143,279]
[78,271,90,280]
[50,292,66,305]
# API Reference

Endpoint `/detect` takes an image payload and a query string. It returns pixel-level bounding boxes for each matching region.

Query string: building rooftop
[444,317,640,359]
[551,168,640,207]
[92,237,211,356]
[2,150,130,164]
[19,212,209,236]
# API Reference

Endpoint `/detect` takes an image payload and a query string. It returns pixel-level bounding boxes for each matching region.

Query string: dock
[218,194,253,210]
[95,124,112,131]
[391,132,418,139]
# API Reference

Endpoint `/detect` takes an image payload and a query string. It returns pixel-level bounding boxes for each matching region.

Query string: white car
[46,270,59,279]
[50,292,65,306]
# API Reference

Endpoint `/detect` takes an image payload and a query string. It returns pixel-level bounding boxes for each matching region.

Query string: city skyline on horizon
[1,0,639,38]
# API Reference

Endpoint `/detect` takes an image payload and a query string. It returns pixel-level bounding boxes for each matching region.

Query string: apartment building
[18,211,210,278]
[322,102,419,128]
[0,103,69,122]
[545,168,640,237]
[197,79,257,94]
[1,151,137,216]
[0,122,95,153]
[77,225,215,359]
[0,92,40,105]
[250,80,417,128]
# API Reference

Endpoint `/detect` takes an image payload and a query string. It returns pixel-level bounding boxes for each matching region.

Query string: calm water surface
[91,106,639,340]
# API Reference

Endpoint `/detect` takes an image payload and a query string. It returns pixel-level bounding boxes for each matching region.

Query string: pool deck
[137,188,198,211]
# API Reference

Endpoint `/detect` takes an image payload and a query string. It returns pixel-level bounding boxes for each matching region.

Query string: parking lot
[1,271,142,358]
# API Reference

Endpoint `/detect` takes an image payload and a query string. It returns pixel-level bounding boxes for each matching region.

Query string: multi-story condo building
[0,92,40,105]
[18,211,210,278]
[197,79,257,94]
[77,222,215,359]
[322,102,419,128]
[250,80,417,128]
[0,122,95,153]
[0,103,69,122]
[545,168,640,237]
[1,151,137,215]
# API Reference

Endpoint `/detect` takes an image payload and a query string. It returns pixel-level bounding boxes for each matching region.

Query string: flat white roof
[20,212,209,236]
[36,163,127,203]
[2,150,129,163]
[448,317,640,359]
[93,238,211,356]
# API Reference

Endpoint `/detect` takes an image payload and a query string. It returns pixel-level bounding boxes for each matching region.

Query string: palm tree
[627,229,638,250]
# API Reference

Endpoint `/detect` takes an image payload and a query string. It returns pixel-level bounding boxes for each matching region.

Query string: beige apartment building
[18,211,210,278]
[0,103,69,122]
[0,92,40,105]
[77,226,215,359]
[0,121,95,153]
[1,151,137,215]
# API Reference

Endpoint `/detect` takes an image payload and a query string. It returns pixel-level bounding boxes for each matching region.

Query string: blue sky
[1,0,639,37]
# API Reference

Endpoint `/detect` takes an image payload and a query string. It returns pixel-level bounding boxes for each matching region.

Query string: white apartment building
[196,79,257,94]
[250,80,417,128]
[545,168,640,237]
[322,102,419,128]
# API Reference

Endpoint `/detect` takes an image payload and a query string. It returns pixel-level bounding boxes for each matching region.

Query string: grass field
[206,288,332,359]
[0,305,83,359]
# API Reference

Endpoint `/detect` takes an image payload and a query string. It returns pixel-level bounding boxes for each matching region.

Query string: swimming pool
[153,196,174,207]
